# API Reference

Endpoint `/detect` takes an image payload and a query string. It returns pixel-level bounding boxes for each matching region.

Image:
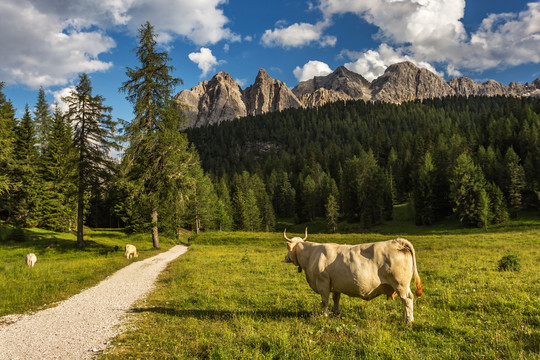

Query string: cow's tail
[398,238,423,297]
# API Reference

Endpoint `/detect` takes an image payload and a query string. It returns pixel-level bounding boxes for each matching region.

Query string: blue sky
[1,0,539,122]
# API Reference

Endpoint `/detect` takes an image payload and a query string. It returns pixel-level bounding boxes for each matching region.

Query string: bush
[497,254,521,272]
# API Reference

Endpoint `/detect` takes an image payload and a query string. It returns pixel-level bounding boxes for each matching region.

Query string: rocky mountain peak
[292,65,371,103]
[175,71,246,127]
[243,68,302,116]
[370,61,454,102]
[176,63,540,128]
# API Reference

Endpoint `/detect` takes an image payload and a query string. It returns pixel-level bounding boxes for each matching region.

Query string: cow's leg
[320,291,330,317]
[332,292,341,316]
[397,286,414,324]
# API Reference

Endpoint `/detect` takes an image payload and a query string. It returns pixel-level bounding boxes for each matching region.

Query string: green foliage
[120,21,192,248]
[63,73,118,246]
[325,194,339,233]
[450,153,490,227]
[497,254,521,272]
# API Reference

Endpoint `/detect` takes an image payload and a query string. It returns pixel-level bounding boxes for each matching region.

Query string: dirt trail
[0,245,188,360]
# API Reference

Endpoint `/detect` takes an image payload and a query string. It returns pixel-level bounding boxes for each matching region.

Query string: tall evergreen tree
[0,82,17,199]
[450,153,490,227]
[63,73,118,246]
[414,151,436,225]
[325,194,339,233]
[12,105,40,226]
[504,147,525,217]
[34,87,52,153]
[40,104,76,231]
[120,21,184,249]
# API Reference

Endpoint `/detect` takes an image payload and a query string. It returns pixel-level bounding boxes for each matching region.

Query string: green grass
[0,226,177,317]
[102,225,540,359]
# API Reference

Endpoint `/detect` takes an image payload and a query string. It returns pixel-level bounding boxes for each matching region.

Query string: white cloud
[0,0,114,88]
[0,0,237,89]
[318,0,540,76]
[293,60,333,82]
[51,86,76,112]
[343,44,440,81]
[261,21,336,48]
[188,48,224,77]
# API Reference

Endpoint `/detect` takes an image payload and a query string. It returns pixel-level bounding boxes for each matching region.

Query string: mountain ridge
[175,61,540,128]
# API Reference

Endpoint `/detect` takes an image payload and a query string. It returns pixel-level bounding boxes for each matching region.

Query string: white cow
[26,253,37,267]
[284,228,423,324]
[124,244,139,259]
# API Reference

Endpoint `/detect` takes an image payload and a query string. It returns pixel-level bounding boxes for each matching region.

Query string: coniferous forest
[1,24,539,242]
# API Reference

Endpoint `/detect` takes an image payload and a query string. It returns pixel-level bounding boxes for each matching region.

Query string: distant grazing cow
[124,244,139,259]
[284,228,423,324]
[26,253,37,267]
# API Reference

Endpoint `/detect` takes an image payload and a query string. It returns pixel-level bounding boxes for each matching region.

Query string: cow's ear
[287,242,294,251]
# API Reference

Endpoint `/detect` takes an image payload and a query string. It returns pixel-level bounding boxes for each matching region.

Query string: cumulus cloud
[318,0,540,77]
[342,44,440,81]
[261,21,336,48]
[0,0,237,88]
[188,48,224,77]
[293,60,333,82]
[51,86,76,112]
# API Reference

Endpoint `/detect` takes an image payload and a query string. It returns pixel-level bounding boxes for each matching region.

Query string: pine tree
[450,153,490,227]
[414,151,436,225]
[39,104,76,231]
[12,105,41,226]
[63,73,118,246]
[0,82,17,198]
[325,194,339,233]
[34,87,52,153]
[120,21,185,249]
[504,147,525,218]
[245,189,261,232]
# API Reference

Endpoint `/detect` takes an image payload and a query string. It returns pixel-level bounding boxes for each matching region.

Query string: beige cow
[284,228,423,324]
[26,253,37,267]
[124,244,139,259]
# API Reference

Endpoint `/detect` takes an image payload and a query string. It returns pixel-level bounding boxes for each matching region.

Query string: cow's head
[283,228,307,268]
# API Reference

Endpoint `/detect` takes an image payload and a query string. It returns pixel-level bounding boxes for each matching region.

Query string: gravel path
[0,245,188,360]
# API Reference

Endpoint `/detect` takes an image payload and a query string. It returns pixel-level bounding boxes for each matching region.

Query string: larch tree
[63,73,118,247]
[119,21,189,248]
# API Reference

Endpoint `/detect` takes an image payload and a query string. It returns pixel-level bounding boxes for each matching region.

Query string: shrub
[497,254,521,272]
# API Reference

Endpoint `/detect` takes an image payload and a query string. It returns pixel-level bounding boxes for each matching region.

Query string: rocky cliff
[243,69,302,116]
[292,66,371,101]
[176,62,540,127]
[176,72,246,128]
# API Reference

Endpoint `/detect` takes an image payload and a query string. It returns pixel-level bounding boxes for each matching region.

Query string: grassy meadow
[102,220,540,359]
[0,225,177,318]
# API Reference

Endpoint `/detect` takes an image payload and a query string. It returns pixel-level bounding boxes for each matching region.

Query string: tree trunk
[195,214,200,235]
[152,207,160,249]
[76,169,85,247]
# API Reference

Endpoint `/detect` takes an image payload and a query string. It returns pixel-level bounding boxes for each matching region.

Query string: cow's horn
[302,227,308,241]
[283,229,292,242]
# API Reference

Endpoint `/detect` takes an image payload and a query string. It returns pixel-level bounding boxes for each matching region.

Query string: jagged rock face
[478,79,507,96]
[175,72,246,127]
[243,69,303,116]
[176,64,540,128]
[370,62,454,102]
[293,66,371,102]
[299,88,353,108]
[448,77,481,97]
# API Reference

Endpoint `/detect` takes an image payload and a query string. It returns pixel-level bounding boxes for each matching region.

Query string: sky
[1,0,540,122]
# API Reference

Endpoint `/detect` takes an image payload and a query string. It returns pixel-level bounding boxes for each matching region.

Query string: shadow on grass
[130,306,311,320]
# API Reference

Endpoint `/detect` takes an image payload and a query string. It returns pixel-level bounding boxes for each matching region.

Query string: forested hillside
[2,78,539,237]
[187,96,540,228]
